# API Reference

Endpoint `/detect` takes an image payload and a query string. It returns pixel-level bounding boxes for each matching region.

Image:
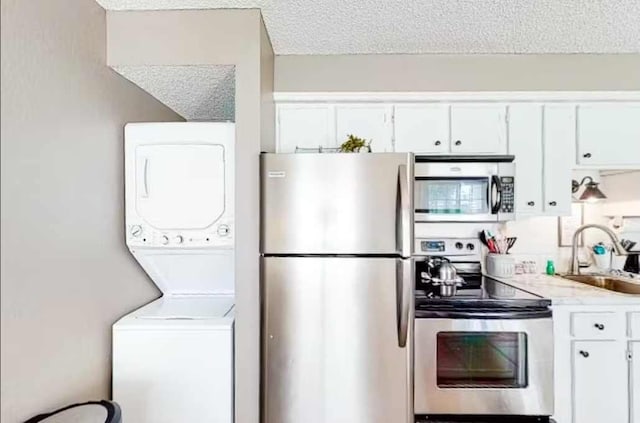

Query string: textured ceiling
[113,65,235,121]
[97,0,640,54]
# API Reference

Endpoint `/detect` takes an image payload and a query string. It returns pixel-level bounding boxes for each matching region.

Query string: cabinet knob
[435,140,441,146]
[594,323,605,330]
[455,140,462,146]
[549,201,557,206]
[579,350,590,358]
[583,153,592,158]
[527,201,535,206]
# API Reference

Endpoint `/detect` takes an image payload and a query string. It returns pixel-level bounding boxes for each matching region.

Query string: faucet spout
[570,224,628,275]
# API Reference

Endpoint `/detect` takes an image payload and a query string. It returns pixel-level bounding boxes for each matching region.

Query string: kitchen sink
[561,274,640,295]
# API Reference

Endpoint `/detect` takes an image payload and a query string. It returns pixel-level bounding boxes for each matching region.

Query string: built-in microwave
[414,155,515,222]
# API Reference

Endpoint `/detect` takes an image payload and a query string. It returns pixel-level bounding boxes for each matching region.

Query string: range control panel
[500,176,515,213]
[414,238,481,258]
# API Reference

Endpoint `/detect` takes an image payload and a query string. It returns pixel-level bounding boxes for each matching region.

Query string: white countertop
[488,273,640,305]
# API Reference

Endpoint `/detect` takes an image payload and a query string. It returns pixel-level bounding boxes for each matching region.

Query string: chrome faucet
[570,224,628,275]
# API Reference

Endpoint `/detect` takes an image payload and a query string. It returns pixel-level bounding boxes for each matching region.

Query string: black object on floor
[24,400,121,423]
[416,415,553,423]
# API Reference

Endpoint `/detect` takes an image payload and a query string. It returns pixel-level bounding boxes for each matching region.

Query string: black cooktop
[415,276,551,319]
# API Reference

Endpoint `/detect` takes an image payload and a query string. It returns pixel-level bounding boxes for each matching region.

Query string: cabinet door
[543,105,575,216]
[632,341,640,423]
[577,103,640,166]
[394,104,449,153]
[450,104,507,154]
[572,340,628,423]
[508,104,543,215]
[335,105,393,152]
[277,105,332,153]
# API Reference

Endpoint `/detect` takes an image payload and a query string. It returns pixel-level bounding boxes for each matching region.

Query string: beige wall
[0,0,182,422]
[275,54,640,92]
[107,10,273,423]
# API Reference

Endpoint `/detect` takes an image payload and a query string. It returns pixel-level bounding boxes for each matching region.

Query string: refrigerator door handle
[396,258,413,348]
[398,163,413,258]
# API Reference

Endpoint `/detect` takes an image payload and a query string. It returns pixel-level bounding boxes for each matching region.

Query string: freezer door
[261,153,414,256]
[262,256,413,423]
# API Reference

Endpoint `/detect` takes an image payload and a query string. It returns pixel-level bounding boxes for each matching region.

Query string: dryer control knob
[130,225,143,237]
[217,224,230,237]
[174,235,184,244]
[161,235,170,245]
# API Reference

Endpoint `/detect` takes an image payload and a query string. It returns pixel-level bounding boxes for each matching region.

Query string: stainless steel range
[413,238,554,421]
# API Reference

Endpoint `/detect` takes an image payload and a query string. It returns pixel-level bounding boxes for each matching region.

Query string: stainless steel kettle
[422,257,465,297]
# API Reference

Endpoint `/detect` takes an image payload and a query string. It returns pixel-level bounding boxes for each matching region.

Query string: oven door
[414,317,553,416]
[414,162,501,222]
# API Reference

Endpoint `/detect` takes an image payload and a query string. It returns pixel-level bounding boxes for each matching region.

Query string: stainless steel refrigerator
[260,153,414,423]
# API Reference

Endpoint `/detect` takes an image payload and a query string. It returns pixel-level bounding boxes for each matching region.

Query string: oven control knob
[160,235,170,245]
[173,235,184,244]
[466,243,475,251]
[455,242,464,250]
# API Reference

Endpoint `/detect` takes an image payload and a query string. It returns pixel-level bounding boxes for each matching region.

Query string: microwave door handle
[398,164,413,257]
[396,258,413,348]
[491,175,502,214]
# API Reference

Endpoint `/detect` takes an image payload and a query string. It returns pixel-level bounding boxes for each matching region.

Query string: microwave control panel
[500,176,515,213]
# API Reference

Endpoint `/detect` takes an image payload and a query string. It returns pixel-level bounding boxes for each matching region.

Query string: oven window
[415,178,489,215]
[437,332,528,388]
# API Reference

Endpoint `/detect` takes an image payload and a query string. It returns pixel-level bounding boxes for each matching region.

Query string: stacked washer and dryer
[112,122,235,423]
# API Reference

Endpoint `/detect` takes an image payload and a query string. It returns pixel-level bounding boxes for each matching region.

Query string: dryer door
[135,144,226,230]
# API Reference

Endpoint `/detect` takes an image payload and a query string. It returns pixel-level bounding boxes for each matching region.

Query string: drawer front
[629,312,640,338]
[571,312,624,339]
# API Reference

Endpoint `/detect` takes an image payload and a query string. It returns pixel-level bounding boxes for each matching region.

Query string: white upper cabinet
[543,104,575,216]
[508,104,543,215]
[393,105,450,153]
[277,105,332,153]
[450,104,507,154]
[335,105,393,152]
[577,103,640,166]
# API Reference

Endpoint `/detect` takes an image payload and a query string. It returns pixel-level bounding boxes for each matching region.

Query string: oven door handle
[415,308,552,320]
[490,175,502,214]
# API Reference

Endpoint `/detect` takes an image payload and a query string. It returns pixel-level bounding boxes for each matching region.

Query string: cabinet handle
[583,153,592,158]
[527,201,535,206]
[549,201,557,206]
[435,140,441,146]
[579,350,590,358]
[594,323,605,330]
[455,140,462,146]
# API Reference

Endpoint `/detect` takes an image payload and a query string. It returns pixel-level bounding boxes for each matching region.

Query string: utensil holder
[486,254,515,278]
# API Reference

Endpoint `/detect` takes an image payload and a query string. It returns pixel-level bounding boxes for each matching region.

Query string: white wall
[275,54,640,92]
[0,0,182,421]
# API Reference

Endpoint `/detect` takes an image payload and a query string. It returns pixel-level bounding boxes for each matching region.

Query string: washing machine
[113,122,235,423]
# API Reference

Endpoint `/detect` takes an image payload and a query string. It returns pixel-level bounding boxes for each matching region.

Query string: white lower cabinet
[632,341,640,423]
[572,340,628,423]
[554,305,640,423]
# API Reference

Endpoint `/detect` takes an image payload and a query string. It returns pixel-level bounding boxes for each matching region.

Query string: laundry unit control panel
[125,122,235,250]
